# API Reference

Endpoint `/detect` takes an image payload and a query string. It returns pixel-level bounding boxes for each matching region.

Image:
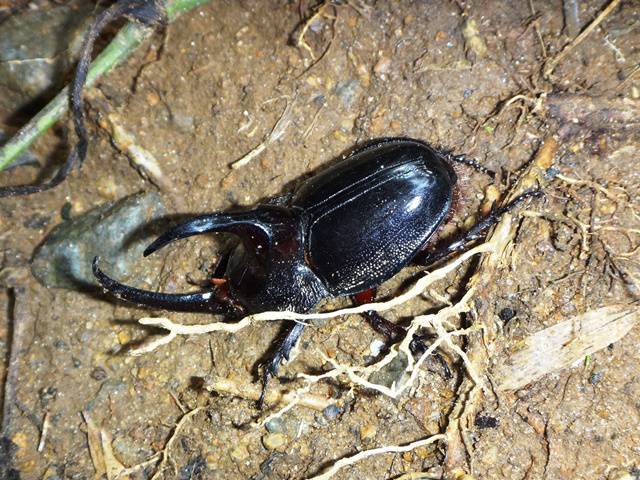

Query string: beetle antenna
[448,154,496,179]
[92,257,238,314]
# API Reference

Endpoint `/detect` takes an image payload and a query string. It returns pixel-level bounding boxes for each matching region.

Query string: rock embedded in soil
[261,432,287,451]
[0,2,96,114]
[31,191,166,289]
[322,403,342,420]
[368,352,409,388]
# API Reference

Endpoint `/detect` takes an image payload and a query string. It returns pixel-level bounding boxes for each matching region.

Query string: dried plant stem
[203,375,330,411]
[231,97,295,169]
[0,0,211,172]
[150,407,202,480]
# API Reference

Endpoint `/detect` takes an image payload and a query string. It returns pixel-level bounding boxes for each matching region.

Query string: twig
[544,0,622,77]
[0,0,212,172]
[37,412,51,453]
[303,103,325,140]
[83,410,106,477]
[150,407,202,480]
[114,453,162,479]
[203,375,330,411]
[528,0,547,58]
[306,434,445,480]
[618,64,640,90]
[1,288,32,435]
[90,88,177,195]
[231,97,295,169]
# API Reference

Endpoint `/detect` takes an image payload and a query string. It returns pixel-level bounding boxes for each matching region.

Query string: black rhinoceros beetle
[93,137,539,406]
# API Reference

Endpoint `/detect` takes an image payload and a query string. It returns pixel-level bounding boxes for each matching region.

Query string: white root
[305,434,446,480]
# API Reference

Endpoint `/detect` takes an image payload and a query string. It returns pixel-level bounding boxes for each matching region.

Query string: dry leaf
[494,305,638,390]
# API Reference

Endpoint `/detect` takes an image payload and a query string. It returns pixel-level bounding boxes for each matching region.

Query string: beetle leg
[354,292,452,379]
[410,334,453,379]
[92,257,242,314]
[257,322,306,409]
[361,310,432,354]
[353,289,429,354]
[414,189,543,266]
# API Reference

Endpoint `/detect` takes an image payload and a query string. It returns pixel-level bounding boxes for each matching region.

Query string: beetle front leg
[258,322,306,409]
[414,189,542,266]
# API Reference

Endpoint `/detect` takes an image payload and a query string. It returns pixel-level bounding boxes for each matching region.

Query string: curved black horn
[92,257,239,314]
[144,211,275,257]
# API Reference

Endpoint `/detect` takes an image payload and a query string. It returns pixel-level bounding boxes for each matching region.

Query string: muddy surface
[1,1,639,479]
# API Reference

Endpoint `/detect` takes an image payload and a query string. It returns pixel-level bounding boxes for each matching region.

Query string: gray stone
[334,80,360,109]
[31,191,166,289]
[265,416,284,433]
[0,3,95,112]
[322,404,341,420]
[368,352,409,388]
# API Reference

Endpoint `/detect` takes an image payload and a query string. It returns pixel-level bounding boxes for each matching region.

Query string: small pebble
[590,371,604,385]
[195,173,210,189]
[369,339,386,357]
[262,433,287,450]
[172,112,195,133]
[39,386,58,405]
[334,79,360,109]
[229,444,249,462]
[498,307,516,322]
[374,56,391,76]
[475,414,499,429]
[322,404,341,420]
[360,423,377,440]
[90,367,108,381]
[117,331,131,345]
[146,91,160,106]
[11,432,29,452]
[265,417,284,434]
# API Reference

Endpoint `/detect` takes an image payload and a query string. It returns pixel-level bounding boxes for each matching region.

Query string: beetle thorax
[225,208,329,313]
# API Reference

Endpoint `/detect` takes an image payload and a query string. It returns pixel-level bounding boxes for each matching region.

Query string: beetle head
[93,205,328,314]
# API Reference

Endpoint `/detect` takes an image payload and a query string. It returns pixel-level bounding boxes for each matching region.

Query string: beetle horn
[92,257,240,314]
[144,212,271,257]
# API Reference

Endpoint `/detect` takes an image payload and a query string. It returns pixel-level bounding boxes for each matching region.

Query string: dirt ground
[1,1,639,479]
